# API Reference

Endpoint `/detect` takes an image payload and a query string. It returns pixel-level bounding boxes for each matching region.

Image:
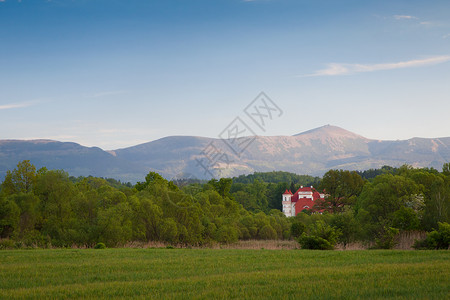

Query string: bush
[94,242,106,249]
[22,231,51,248]
[375,227,399,249]
[290,222,306,238]
[0,239,15,250]
[413,235,436,250]
[392,207,420,231]
[258,225,277,240]
[296,220,340,250]
[214,225,239,244]
[413,222,450,250]
[297,234,333,250]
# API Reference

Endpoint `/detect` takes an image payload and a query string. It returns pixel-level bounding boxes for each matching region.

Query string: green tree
[442,163,450,176]
[316,170,365,213]
[135,197,163,241]
[214,225,239,244]
[392,207,420,231]
[0,197,20,238]
[355,173,425,245]
[422,174,450,230]
[9,193,41,237]
[1,160,37,195]
[34,170,76,245]
[266,182,289,211]
[98,202,132,247]
[258,224,277,240]
[160,218,178,244]
[232,190,259,212]
[357,174,421,224]
[207,178,233,198]
[250,179,269,212]
[330,209,358,248]
[290,221,306,238]
[135,172,170,191]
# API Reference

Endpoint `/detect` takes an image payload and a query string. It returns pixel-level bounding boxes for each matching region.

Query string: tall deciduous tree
[316,170,365,212]
[34,170,76,245]
[0,197,20,238]
[356,174,422,240]
[1,160,37,195]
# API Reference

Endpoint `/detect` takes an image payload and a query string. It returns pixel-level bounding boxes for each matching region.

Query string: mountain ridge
[1,125,449,182]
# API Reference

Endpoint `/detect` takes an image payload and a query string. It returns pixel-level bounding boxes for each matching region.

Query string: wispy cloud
[393,15,417,20]
[392,14,440,27]
[306,55,450,77]
[0,102,35,110]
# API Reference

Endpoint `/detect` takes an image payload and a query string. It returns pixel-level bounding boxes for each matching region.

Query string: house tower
[282,189,294,217]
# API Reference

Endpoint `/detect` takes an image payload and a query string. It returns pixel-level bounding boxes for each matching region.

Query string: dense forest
[0,161,449,249]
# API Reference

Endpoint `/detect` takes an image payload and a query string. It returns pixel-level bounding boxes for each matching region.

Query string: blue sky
[1,0,449,149]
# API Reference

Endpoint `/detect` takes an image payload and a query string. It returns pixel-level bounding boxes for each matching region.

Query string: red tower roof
[282,189,293,195]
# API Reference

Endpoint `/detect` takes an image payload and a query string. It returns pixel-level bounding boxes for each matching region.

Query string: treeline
[0,161,449,249]
[0,161,292,248]
[305,165,450,249]
[232,166,449,249]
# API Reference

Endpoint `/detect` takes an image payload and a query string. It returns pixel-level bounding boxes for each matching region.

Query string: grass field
[0,249,449,299]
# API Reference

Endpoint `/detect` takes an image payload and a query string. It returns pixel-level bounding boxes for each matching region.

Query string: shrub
[296,220,341,250]
[94,242,106,249]
[392,207,420,231]
[413,235,436,250]
[375,227,399,249]
[15,241,24,249]
[238,227,251,240]
[23,231,51,248]
[214,225,239,244]
[297,234,333,250]
[290,222,306,238]
[0,239,15,250]
[258,225,277,240]
[413,222,450,250]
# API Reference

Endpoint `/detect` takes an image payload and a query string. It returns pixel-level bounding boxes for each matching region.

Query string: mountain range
[1,125,449,183]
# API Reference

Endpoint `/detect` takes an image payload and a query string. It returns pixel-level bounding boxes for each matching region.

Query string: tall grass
[0,249,448,299]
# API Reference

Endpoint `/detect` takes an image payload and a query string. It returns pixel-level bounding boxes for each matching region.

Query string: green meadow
[0,249,449,299]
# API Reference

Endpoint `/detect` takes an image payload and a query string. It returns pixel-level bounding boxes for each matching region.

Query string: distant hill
[0,139,141,182]
[1,125,449,182]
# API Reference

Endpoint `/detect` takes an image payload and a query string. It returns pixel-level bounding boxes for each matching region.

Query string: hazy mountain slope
[112,125,450,179]
[1,125,449,182]
[0,140,142,182]
[368,137,450,169]
[112,136,226,179]
[234,125,372,176]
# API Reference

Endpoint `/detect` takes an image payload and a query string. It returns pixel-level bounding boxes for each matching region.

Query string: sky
[1,0,449,150]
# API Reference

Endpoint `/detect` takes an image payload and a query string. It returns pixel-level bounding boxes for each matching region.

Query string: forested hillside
[0,161,449,249]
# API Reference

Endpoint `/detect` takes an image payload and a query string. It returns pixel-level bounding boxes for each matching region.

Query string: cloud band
[306,55,450,77]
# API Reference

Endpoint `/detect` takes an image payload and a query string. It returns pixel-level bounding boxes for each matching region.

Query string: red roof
[282,189,293,195]
[290,186,325,215]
